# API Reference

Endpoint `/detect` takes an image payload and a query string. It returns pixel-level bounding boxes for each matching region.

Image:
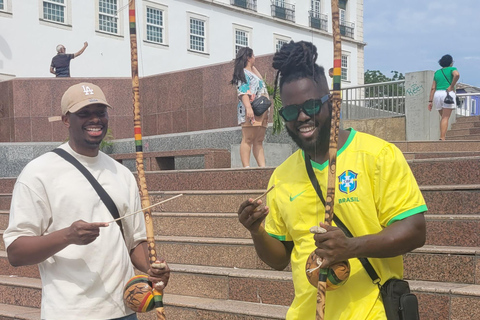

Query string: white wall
[0,0,364,84]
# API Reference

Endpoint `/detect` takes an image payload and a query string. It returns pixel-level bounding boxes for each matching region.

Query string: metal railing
[309,11,328,31]
[230,0,257,11]
[340,20,355,38]
[341,80,406,120]
[271,2,295,22]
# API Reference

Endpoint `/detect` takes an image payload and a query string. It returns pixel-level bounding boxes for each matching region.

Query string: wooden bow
[315,1,342,319]
[128,1,166,319]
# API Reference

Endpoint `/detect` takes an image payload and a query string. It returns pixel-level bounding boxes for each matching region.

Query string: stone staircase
[447,115,480,140]
[1,140,480,319]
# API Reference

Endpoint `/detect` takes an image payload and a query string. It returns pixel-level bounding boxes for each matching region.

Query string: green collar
[302,128,357,170]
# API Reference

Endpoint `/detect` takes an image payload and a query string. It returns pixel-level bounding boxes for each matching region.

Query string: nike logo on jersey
[290,190,306,202]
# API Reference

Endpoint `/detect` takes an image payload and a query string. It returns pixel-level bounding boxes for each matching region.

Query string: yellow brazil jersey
[264,129,427,320]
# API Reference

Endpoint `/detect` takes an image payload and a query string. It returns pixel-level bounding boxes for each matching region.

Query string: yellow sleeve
[264,173,292,241]
[374,144,428,226]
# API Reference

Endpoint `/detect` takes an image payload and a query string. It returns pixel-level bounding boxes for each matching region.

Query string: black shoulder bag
[51,148,125,239]
[441,69,461,106]
[304,153,419,320]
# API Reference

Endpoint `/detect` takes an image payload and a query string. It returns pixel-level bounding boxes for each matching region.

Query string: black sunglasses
[279,94,330,122]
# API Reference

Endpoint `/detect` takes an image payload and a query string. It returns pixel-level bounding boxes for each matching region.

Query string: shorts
[241,110,269,128]
[433,90,457,111]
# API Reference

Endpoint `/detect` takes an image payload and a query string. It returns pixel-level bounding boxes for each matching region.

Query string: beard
[285,115,331,157]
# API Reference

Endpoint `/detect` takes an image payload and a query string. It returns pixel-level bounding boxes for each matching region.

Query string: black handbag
[444,91,454,104]
[304,154,420,320]
[251,95,271,116]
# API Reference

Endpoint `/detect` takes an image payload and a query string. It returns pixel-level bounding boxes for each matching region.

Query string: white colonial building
[0,0,365,84]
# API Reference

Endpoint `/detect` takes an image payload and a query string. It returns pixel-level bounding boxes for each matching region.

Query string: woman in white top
[231,47,269,167]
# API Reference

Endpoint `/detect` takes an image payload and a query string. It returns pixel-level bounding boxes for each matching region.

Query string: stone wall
[0,55,275,143]
[342,116,406,141]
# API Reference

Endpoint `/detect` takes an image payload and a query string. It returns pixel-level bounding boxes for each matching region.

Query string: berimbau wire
[107,194,183,224]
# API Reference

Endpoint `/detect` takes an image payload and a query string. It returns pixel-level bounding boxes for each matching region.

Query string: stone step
[0,303,39,320]
[421,185,480,215]
[410,280,480,320]
[1,185,479,223]
[0,276,289,320]
[447,134,480,141]
[2,242,479,285]
[2,211,480,251]
[0,178,15,194]
[0,156,479,193]
[1,276,479,320]
[403,151,480,160]
[446,127,480,137]
[405,246,480,284]
[455,115,480,123]
[393,140,480,152]
[451,121,480,130]
[425,215,480,247]
[150,225,480,269]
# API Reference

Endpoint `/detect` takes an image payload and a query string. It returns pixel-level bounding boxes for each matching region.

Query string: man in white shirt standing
[3,82,170,320]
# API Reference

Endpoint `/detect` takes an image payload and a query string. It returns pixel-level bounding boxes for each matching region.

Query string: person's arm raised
[73,41,88,58]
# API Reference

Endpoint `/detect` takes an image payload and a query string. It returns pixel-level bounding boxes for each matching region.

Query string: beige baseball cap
[61,82,112,115]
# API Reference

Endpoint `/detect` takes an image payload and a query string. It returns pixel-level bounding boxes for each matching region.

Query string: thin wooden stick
[315,1,342,319]
[106,194,183,224]
[253,185,275,202]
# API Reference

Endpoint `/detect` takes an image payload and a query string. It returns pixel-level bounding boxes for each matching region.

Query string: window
[235,30,248,53]
[230,0,257,11]
[311,0,320,18]
[274,34,291,52]
[188,13,208,53]
[43,0,65,23]
[0,0,5,10]
[146,7,164,43]
[99,0,119,34]
[341,54,349,81]
[309,0,327,31]
[271,0,295,22]
[233,24,251,55]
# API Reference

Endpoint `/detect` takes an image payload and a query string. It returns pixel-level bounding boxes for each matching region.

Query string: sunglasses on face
[279,94,330,122]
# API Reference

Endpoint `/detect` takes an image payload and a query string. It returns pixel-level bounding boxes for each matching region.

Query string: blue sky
[363,0,480,87]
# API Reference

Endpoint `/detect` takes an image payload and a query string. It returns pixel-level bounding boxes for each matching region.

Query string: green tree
[364,70,405,84]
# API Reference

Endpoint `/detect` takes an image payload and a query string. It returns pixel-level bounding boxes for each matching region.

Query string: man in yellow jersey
[237,40,427,320]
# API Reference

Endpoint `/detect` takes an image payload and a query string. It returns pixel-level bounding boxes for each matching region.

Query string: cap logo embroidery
[82,85,94,95]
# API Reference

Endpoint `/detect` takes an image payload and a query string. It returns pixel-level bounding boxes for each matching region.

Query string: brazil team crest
[338,170,358,194]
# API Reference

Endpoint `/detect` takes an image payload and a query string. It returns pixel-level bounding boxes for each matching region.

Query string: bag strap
[51,148,124,238]
[441,69,452,86]
[303,153,381,284]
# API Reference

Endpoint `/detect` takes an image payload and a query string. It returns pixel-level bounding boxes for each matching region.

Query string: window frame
[187,12,209,54]
[38,0,72,27]
[143,1,168,46]
[233,24,252,57]
[95,0,124,37]
[0,0,12,15]
[311,0,321,18]
[341,52,349,82]
[273,33,291,52]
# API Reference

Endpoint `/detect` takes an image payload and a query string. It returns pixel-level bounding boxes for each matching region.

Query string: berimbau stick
[106,194,183,224]
[253,185,275,202]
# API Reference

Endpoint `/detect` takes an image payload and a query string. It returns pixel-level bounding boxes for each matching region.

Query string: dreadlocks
[272,41,327,100]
